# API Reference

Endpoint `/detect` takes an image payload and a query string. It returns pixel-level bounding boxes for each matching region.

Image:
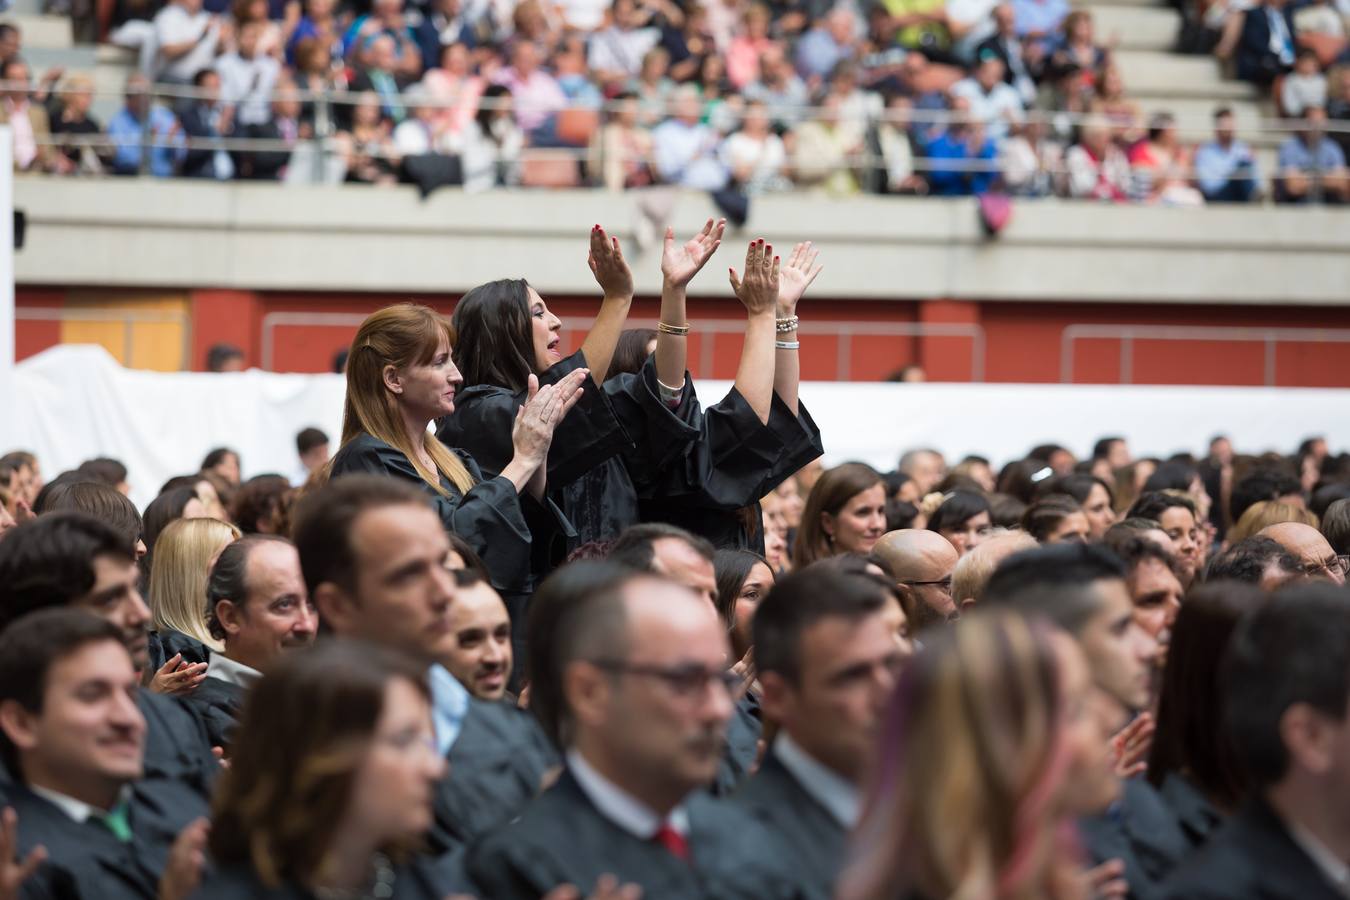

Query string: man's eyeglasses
[902,577,953,595]
[1309,555,1350,578]
[588,660,741,698]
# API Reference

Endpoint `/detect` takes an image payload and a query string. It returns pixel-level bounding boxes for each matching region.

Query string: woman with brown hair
[328,302,585,597]
[793,462,887,567]
[838,612,1120,900]
[196,640,452,898]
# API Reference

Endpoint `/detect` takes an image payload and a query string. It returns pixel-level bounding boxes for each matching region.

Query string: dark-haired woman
[438,222,724,550]
[1022,495,1091,544]
[714,548,775,661]
[926,489,991,556]
[1147,581,1269,849]
[1040,472,1117,541]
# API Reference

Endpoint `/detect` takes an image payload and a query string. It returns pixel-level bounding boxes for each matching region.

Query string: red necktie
[653,823,690,862]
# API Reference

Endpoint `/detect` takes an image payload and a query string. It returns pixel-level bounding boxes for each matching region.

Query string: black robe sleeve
[330,434,548,594]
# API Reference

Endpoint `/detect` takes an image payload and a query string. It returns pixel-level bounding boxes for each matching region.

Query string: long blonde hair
[149,517,242,651]
[338,303,474,495]
[838,612,1085,900]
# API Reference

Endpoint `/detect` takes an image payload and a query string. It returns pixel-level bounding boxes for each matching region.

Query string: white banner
[13,345,1348,511]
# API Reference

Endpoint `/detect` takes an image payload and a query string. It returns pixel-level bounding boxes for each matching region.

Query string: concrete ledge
[16,178,1350,304]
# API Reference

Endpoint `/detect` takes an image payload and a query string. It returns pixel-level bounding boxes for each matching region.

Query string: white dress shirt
[773,732,861,829]
[566,749,690,839]
[30,784,132,824]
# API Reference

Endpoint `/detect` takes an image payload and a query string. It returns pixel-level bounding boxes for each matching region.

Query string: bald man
[1260,522,1346,586]
[871,529,959,631]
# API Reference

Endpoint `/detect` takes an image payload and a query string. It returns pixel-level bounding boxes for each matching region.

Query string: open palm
[777,241,823,314]
[661,218,726,287]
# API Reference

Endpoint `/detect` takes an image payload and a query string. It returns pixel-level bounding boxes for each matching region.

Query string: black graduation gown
[1160,797,1345,900]
[137,690,221,800]
[435,351,701,551]
[426,697,559,856]
[180,676,246,752]
[732,748,847,900]
[146,630,210,673]
[639,390,824,552]
[10,777,210,900]
[1079,776,1191,900]
[464,769,802,900]
[1155,771,1224,851]
[190,857,461,900]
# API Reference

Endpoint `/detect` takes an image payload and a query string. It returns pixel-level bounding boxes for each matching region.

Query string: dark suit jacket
[1236,5,1296,83]
[426,697,559,855]
[712,693,763,796]
[464,769,801,900]
[1161,797,1344,900]
[10,778,209,900]
[137,690,221,800]
[181,676,246,752]
[1079,776,1191,900]
[1155,771,1223,851]
[733,748,846,900]
[191,856,461,899]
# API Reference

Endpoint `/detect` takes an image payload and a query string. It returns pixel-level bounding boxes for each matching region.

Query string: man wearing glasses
[1259,522,1348,587]
[466,569,794,900]
[870,528,960,633]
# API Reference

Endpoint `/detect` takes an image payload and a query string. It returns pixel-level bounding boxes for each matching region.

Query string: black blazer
[426,697,559,856]
[712,693,763,796]
[1155,771,1224,851]
[181,676,246,752]
[464,768,801,900]
[1236,5,1295,83]
[732,747,847,900]
[9,777,209,900]
[147,629,210,673]
[137,690,221,800]
[190,856,462,900]
[1161,797,1345,900]
[1079,776,1191,900]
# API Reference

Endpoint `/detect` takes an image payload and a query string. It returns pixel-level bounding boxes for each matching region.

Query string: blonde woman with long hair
[328,303,585,595]
[837,612,1122,900]
[147,516,241,695]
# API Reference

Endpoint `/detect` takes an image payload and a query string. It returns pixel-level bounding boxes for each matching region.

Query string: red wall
[18,286,1350,387]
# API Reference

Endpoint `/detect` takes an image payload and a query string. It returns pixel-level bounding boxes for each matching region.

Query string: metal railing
[1059,324,1350,385]
[260,310,985,379]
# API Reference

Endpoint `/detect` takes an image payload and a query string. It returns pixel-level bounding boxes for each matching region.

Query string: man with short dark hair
[76,457,131,495]
[1114,535,1184,668]
[294,426,330,486]
[188,536,317,748]
[736,567,903,900]
[442,569,513,702]
[292,475,555,854]
[1162,583,1350,899]
[1206,535,1304,589]
[1231,468,1305,524]
[984,543,1189,900]
[204,343,244,373]
[0,609,209,900]
[0,515,220,798]
[1094,436,1130,470]
[466,569,794,900]
[609,523,718,609]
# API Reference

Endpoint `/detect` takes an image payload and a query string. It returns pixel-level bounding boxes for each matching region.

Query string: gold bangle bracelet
[657,322,691,336]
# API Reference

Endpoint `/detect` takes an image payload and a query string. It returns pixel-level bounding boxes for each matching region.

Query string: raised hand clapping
[588,225,634,299]
[728,240,780,318]
[660,218,726,288]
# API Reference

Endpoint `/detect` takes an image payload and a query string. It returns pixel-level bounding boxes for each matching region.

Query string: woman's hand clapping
[776,241,822,318]
[588,225,634,300]
[510,369,589,473]
[728,240,780,318]
[660,218,725,288]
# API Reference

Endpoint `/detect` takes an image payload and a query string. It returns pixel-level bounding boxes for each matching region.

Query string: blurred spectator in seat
[589,0,662,92]
[343,0,422,80]
[662,3,715,82]
[422,42,485,139]
[557,0,610,32]
[950,49,1024,143]
[727,3,777,89]
[1327,64,1350,158]
[0,58,55,173]
[721,97,791,192]
[179,68,236,179]
[877,92,928,193]
[976,3,1036,104]
[0,23,19,65]
[293,36,342,135]
[882,0,954,63]
[49,73,107,174]
[414,0,479,74]
[1291,0,1346,68]
[493,40,567,142]
[824,60,883,146]
[1275,105,1348,202]
[554,34,605,109]
[1128,111,1204,205]
[154,0,225,84]
[207,343,246,371]
[1281,47,1327,116]
[1001,115,1064,196]
[228,0,284,59]
[108,72,187,176]
[350,34,409,123]
[217,19,282,128]
[796,7,860,86]
[1011,0,1068,44]
[794,91,864,193]
[1089,63,1142,144]
[1045,10,1107,82]
[335,89,400,184]
[287,0,341,65]
[628,46,675,126]
[1194,105,1260,201]
[458,82,523,190]
[592,91,655,189]
[237,77,301,179]
[743,44,809,130]
[1037,60,1091,142]
[945,0,1000,65]
[924,95,997,194]
[1065,114,1129,200]
[1235,0,1295,86]
[393,82,453,156]
[652,83,730,187]
[696,53,741,133]
[511,0,562,55]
